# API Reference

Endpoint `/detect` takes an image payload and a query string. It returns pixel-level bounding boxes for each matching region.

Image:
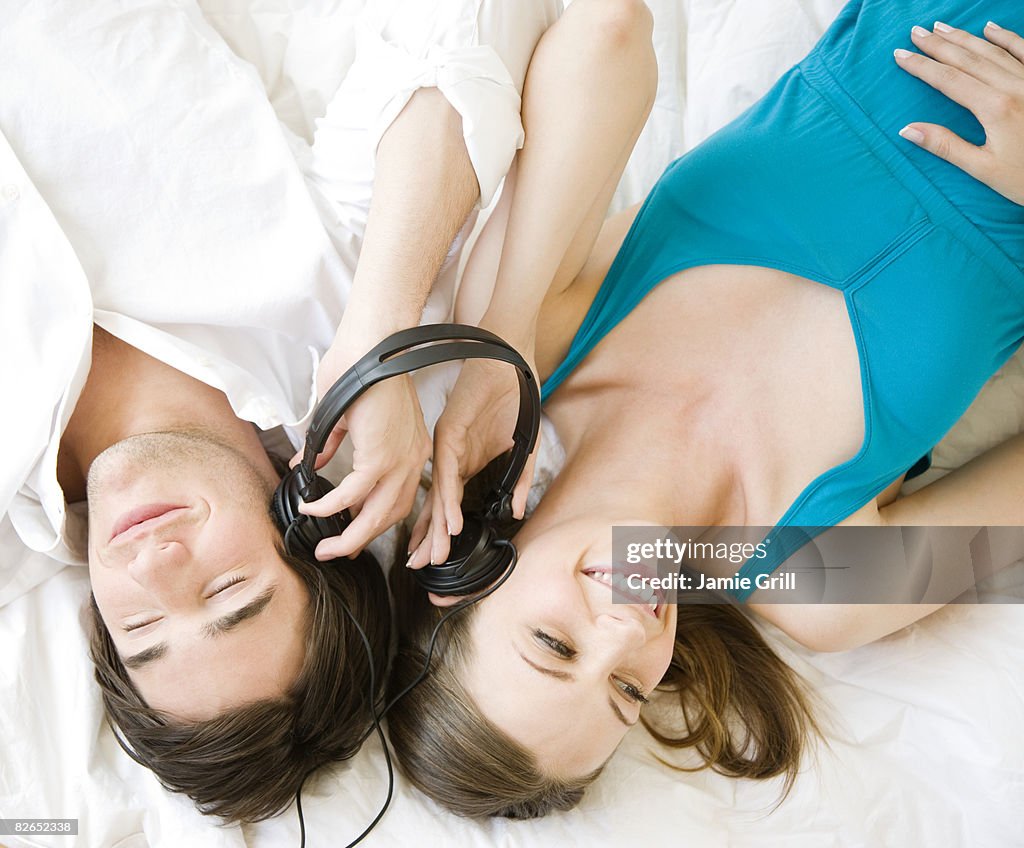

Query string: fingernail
[986,21,1001,31]
[446,521,454,536]
[894,48,914,59]
[405,553,415,568]
[912,25,930,38]
[933,21,953,33]
[899,125,925,144]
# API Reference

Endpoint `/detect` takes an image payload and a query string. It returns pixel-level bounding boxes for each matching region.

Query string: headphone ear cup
[271,468,350,561]
[413,514,514,596]
[271,469,299,534]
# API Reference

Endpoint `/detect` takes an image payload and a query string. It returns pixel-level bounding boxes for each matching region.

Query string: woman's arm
[882,431,1024,526]
[752,433,1024,652]
[751,21,1024,650]
[895,20,1024,205]
[467,0,657,357]
[749,601,948,653]
[408,0,658,566]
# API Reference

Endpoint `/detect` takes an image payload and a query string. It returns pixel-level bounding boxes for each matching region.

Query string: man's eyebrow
[120,586,277,671]
[517,652,636,728]
[202,586,276,638]
[122,642,169,671]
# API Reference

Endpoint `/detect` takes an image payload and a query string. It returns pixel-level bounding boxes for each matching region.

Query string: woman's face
[458,516,678,777]
[87,432,308,721]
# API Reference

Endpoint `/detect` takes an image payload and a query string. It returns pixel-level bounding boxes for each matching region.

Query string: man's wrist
[332,309,418,357]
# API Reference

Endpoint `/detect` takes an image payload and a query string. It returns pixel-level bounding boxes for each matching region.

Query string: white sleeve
[310,0,561,221]
[0,128,92,566]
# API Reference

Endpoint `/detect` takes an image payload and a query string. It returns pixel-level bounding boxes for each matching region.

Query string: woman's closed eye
[614,677,649,704]
[534,629,650,704]
[533,628,576,659]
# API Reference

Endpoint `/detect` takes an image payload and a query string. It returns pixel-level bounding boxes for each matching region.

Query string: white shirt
[0,0,560,599]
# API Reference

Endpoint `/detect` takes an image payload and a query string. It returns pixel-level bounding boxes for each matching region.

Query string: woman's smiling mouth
[582,566,663,617]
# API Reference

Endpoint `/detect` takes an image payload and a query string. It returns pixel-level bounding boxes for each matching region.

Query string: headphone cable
[297,539,519,847]
[382,540,518,716]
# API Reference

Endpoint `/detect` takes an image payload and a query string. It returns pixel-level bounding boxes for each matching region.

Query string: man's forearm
[335,87,479,352]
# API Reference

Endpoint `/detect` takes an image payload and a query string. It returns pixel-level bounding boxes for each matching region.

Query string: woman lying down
[387,0,1024,817]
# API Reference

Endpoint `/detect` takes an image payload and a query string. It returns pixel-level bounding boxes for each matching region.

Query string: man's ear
[428,592,466,607]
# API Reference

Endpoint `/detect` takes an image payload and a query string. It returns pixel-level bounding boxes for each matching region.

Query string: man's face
[87,432,308,720]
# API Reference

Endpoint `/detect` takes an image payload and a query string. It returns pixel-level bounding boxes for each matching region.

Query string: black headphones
[269,324,540,847]
[271,323,541,595]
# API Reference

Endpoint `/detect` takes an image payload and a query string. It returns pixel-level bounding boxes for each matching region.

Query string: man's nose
[126,540,192,598]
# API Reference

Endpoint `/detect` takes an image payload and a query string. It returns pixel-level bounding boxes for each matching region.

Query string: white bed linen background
[2,1,1023,846]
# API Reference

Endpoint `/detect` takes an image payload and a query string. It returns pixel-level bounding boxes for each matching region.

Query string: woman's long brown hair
[643,589,823,799]
[386,467,822,816]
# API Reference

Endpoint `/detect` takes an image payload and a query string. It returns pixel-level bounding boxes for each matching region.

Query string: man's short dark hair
[89,543,390,822]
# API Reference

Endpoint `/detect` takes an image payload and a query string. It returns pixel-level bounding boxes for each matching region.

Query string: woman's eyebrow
[608,699,635,728]
[518,651,574,681]
[517,652,636,727]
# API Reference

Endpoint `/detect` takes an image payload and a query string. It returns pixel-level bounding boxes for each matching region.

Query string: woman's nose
[592,611,647,656]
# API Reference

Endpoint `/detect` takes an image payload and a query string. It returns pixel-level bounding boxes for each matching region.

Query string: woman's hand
[407,353,540,568]
[895,20,1024,205]
[291,341,430,561]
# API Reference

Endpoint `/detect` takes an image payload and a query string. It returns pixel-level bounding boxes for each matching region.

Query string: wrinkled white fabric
[0,0,559,574]
[3,1,1024,846]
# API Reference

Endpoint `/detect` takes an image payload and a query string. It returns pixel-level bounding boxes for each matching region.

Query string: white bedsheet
[3,1,1023,846]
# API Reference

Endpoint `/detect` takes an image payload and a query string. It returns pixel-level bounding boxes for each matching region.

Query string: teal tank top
[541,0,1024,600]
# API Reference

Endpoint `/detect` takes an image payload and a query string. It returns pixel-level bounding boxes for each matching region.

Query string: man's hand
[290,85,479,560]
[407,353,539,568]
[291,342,430,560]
[895,20,1024,205]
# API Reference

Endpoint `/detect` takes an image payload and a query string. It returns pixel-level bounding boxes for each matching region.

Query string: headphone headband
[298,324,541,508]
[275,324,538,848]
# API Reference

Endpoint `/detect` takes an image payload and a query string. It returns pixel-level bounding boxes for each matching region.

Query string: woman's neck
[541,394,742,530]
[57,326,276,501]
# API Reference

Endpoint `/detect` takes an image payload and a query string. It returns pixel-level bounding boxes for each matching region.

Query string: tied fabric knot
[356,21,518,95]
[349,21,524,208]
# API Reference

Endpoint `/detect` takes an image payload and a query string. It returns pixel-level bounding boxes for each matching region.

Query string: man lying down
[0,0,559,822]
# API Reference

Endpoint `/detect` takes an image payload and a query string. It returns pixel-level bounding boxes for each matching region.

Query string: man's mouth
[110,504,189,542]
